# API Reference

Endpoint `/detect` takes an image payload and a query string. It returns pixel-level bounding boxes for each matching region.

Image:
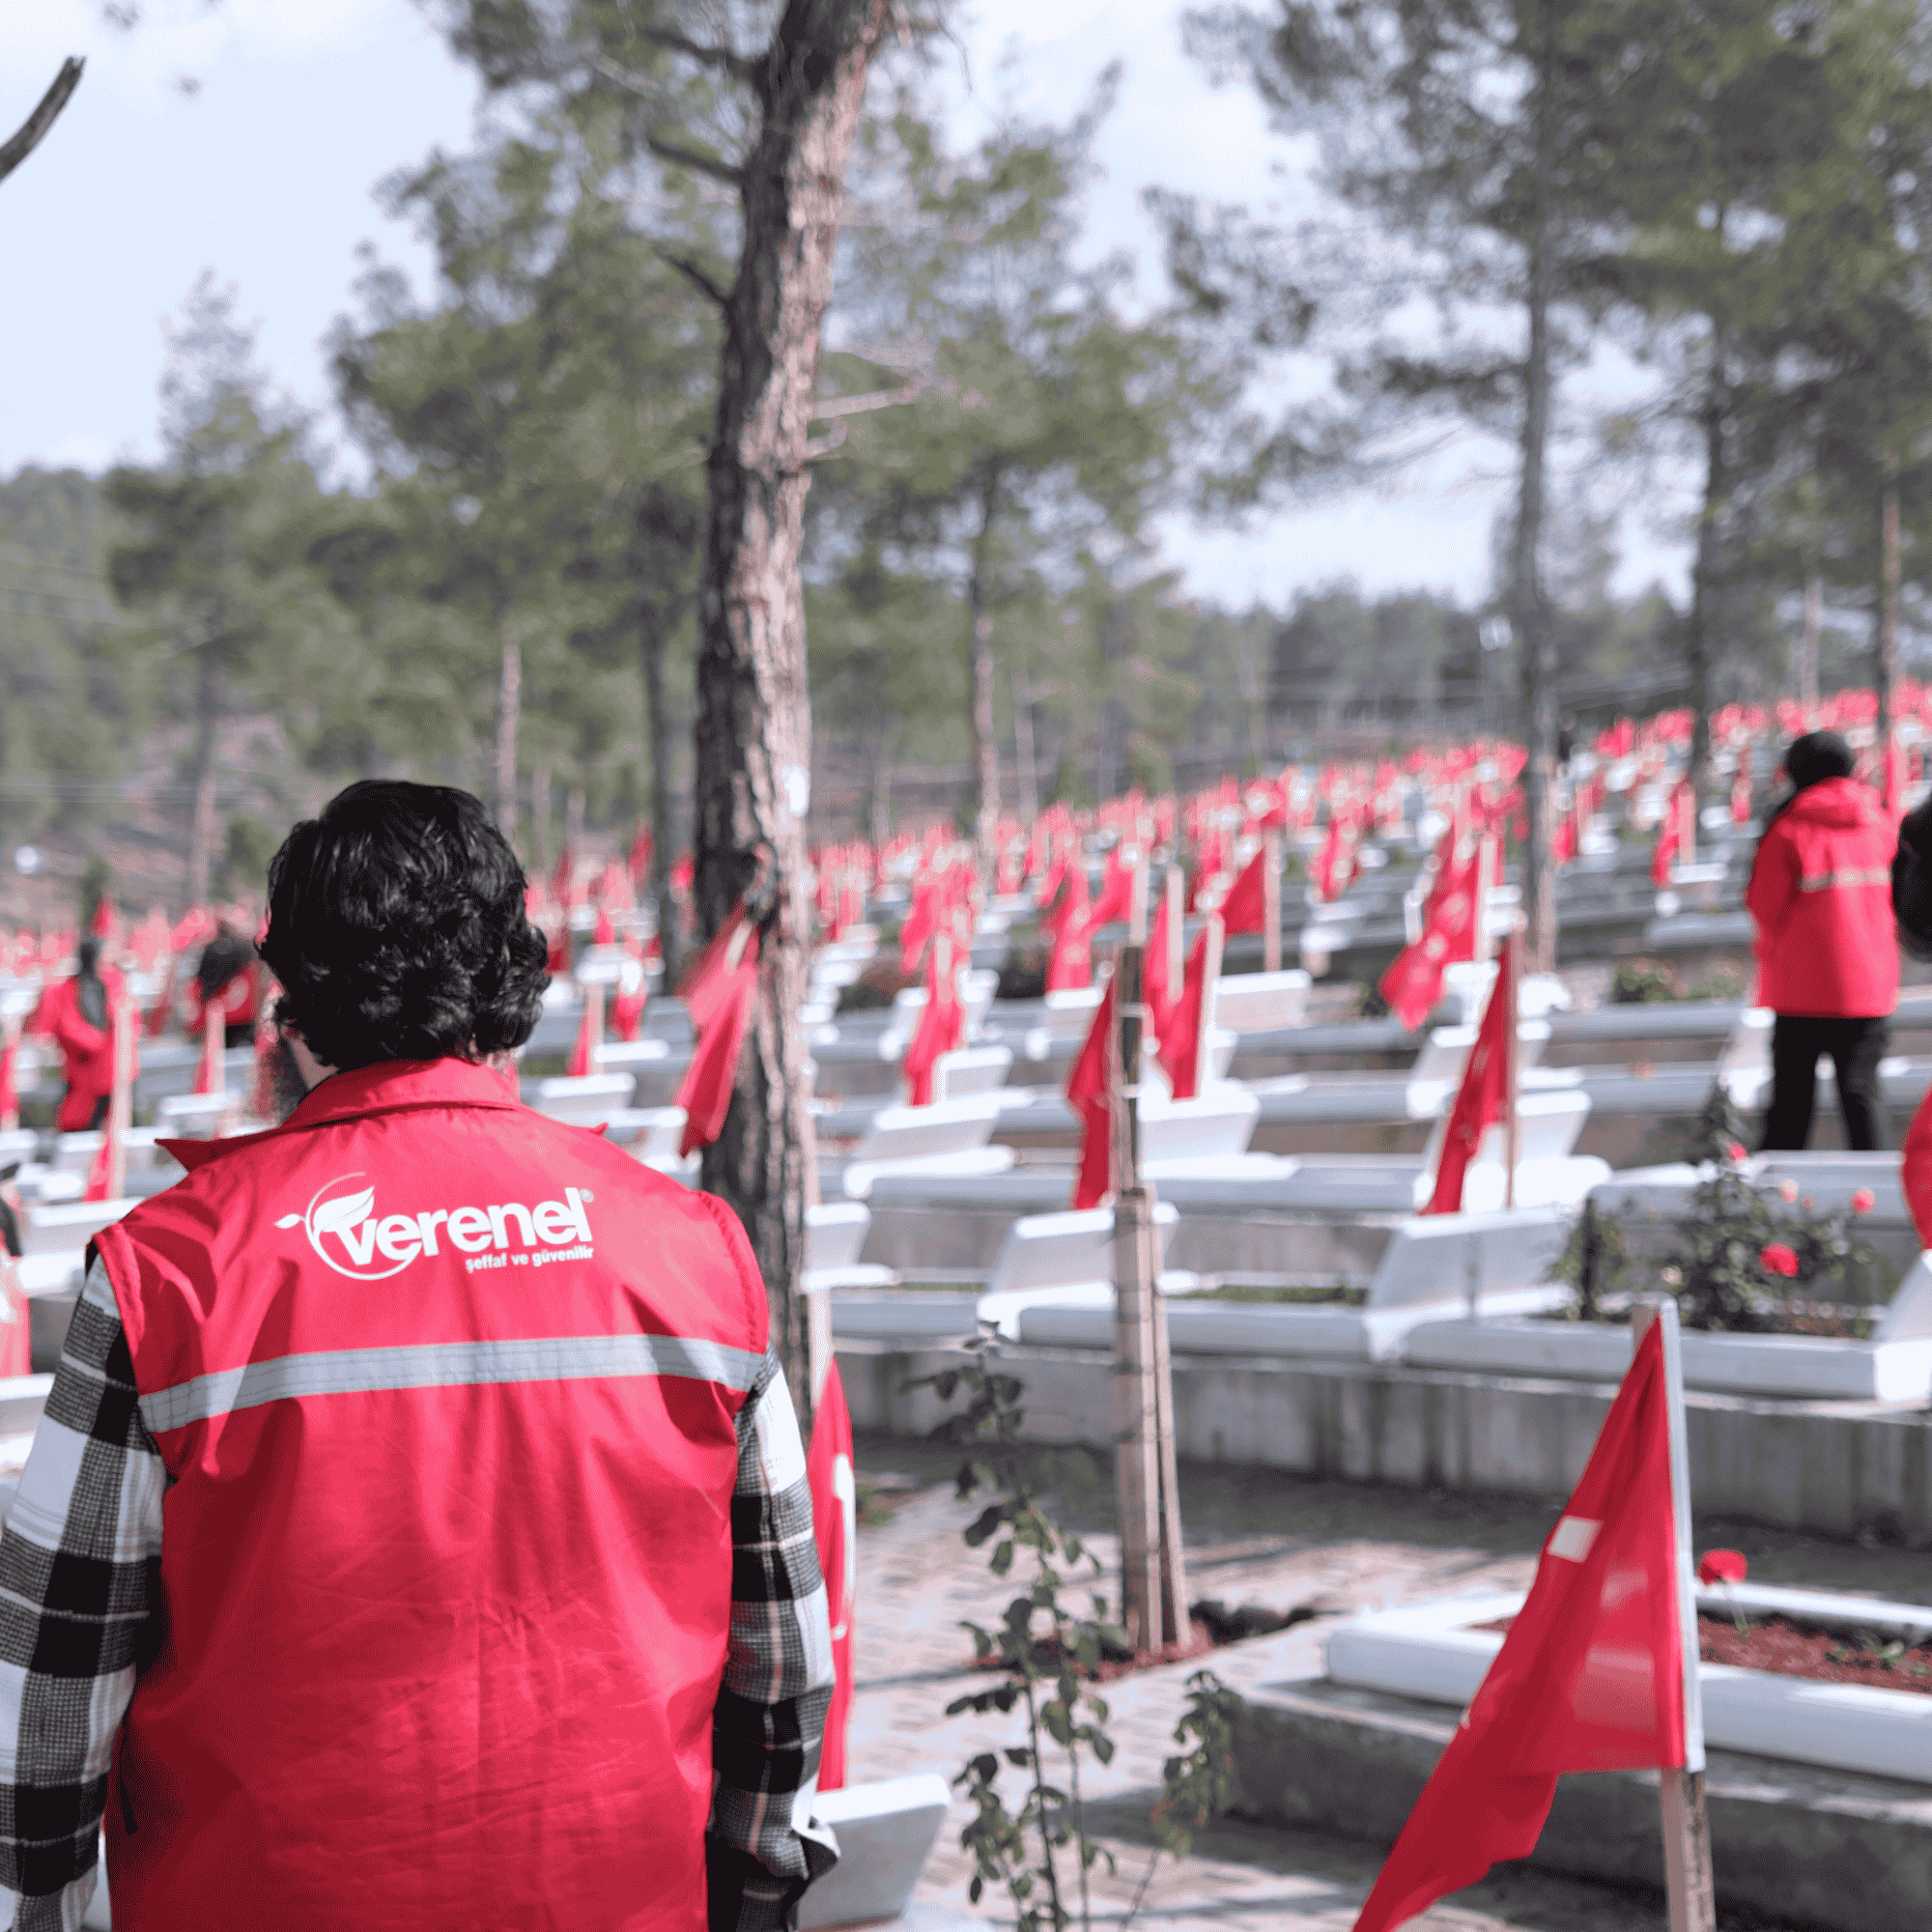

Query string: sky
[0,0,1686,613]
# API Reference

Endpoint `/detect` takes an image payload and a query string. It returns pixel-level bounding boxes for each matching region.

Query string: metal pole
[1632,1296,1717,1932]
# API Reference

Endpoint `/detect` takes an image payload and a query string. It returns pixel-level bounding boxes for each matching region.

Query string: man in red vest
[0,781,837,1931]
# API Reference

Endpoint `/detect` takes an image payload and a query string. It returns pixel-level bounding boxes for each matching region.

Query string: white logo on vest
[274,1173,597,1281]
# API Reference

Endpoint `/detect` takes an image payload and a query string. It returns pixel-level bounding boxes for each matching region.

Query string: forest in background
[7,0,1932,918]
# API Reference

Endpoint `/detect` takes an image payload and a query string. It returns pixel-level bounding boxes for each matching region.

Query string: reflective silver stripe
[139,1333,764,1434]
[1797,867,1890,893]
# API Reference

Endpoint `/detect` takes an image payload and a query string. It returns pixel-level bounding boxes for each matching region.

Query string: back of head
[1783,730,1856,793]
[261,781,548,1071]
[75,937,101,980]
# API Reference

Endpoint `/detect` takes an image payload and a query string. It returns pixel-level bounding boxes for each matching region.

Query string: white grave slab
[797,1772,952,1931]
[525,1072,637,1123]
[1208,970,1311,1034]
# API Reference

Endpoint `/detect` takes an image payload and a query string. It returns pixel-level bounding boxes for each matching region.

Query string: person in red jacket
[0,781,837,1932]
[1744,731,1900,1151]
[36,938,137,1131]
[1890,793,1932,1238]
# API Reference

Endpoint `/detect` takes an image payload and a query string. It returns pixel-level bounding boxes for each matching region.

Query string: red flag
[1089,849,1136,928]
[676,902,752,1027]
[1730,747,1753,825]
[807,1361,858,1791]
[1155,923,1213,1101]
[0,1027,17,1130]
[552,845,577,907]
[1144,886,1176,1040]
[1216,846,1269,935]
[898,874,942,974]
[903,942,963,1106]
[84,1001,130,1203]
[1422,936,1515,1215]
[1065,978,1118,1209]
[1351,1318,1689,1932]
[1044,867,1094,993]
[627,823,654,884]
[592,905,615,947]
[674,927,760,1156]
[1310,814,1355,902]
[1378,841,1481,1034]
[566,984,601,1080]
[1651,780,1691,886]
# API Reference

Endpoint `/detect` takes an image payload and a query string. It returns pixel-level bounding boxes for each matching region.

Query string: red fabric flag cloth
[1311,815,1355,902]
[566,986,600,1080]
[676,902,753,1028]
[1350,1317,1688,1932]
[1422,937,1515,1215]
[674,929,760,1156]
[1065,977,1119,1209]
[1652,781,1691,886]
[1145,887,1177,1040]
[898,875,941,974]
[1378,842,1481,1034]
[0,1029,17,1129]
[592,906,615,947]
[1089,850,1136,929]
[807,1360,858,1791]
[611,957,648,1043]
[191,1006,224,1097]
[83,1003,129,1204]
[551,845,577,907]
[1044,868,1094,993]
[1217,846,1270,935]
[627,824,654,884]
[1156,923,1213,1101]
[903,945,963,1106]
[1731,747,1753,825]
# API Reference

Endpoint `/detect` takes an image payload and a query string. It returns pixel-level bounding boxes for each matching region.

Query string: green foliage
[1151,1671,1243,1860]
[1610,958,1679,1005]
[912,1335,1122,1930]
[217,814,281,900]
[1552,1199,1630,1324]
[1662,1152,1882,1332]
[76,854,110,933]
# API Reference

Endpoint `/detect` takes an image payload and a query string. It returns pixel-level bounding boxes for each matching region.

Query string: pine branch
[644,134,745,189]
[624,31,756,84]
[0,57,84,189]
[657,247,729,310]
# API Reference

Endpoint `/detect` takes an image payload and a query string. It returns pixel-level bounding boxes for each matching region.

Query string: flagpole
[1502,935,1520,1210]
[1195,916,1224,1099]
[1262,827,1282,973]
[107,991,132,1204]
[1631,1296,1716,1932]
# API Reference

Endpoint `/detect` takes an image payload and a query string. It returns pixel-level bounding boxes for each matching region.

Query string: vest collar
[160,1058,522,1174]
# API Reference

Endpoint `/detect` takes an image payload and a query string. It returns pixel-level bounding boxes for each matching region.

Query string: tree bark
[639,593,679,980]
[967,469,1003,883]
[496,624,521,845]
[1013,662,1039,828]
[531,764,553,879]
[692,0,892,1429]
[1878,453,1902,757]
[0,58,83,190]
[1684,314,1727,805]
[1511,0,1560,978]
[185,647,221,909]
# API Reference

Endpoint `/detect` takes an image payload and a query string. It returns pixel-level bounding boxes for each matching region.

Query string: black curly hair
[260,781,548,1071]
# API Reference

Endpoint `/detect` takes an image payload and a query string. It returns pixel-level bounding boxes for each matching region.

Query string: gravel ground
[844,1434,1921,1931]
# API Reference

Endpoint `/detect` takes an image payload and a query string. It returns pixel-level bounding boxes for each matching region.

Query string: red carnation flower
[1698,1549,1747,1587]
[1725,1141,1748,1164]
[1853,1187,1876,1215]
[1759,1242,1800,1278]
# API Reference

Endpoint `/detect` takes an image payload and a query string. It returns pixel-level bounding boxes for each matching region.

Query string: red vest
[91,1058,767,1932]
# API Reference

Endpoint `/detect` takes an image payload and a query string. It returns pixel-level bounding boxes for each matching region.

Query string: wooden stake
[1165,866,1184,994]
[582,980,607,1071]
[1149,1264,1190,1646]
[1263,828,1283,973]
[1631,1296,1717,1932]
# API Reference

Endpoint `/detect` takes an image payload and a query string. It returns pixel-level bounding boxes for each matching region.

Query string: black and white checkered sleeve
[0,1256,165,1932]
[707,1353,838,1932]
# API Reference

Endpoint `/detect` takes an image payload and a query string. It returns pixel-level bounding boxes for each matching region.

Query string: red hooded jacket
[92,1058,767,1931]
[1743,777,1899,1017]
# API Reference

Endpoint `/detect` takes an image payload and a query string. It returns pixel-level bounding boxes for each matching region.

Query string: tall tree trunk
[1511,0,1560,978]
[693,0,892,1427]
[639,595,679,980]
[1799,574,1822,714]
[496,621,521,846]
[185,647,221,909]
[1013,663,1039,828]
[967,471,1003,881]
[1878,453,1902,759]
[531,764,553,879]
[1684,315,1727,804]
[565,783,585,870]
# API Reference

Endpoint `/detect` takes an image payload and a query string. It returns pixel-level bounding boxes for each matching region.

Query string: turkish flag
[1217,846,1269,936]
[1351,1317,1690,1932]
[1155,923,1213,1101]
[903,943,963,1106]
[1044,867,1094,993]
[807,1361,858,1791]
[1421,935,1515,1215]
[1145,886,1177,1040]
[1378,841,1480,1034]
[1065,977,1119,1209]
[1652,780,1692,886]
[1090,849,1137,929]
[627,823,653,884]
[674,928,760,1156]
[677,902,753,1026]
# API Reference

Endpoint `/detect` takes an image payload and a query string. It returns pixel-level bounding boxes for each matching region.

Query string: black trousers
[1759,1014,1891,1151]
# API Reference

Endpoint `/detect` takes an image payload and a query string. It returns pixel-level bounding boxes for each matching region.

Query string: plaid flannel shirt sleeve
[0,1256,166,1932]
[706,1351,838,1932]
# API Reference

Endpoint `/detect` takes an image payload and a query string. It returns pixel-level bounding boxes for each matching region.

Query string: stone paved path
[845,1435,1914,1931]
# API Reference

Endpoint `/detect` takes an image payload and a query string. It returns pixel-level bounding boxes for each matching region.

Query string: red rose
[1759,1242,1800,1278]
[1725,1141,1747,1163]
[1853,1187,1876,1215]
[1698,1549,1747,1587]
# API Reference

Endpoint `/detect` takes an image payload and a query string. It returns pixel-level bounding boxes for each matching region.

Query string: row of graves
[3,695,1932,1926]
